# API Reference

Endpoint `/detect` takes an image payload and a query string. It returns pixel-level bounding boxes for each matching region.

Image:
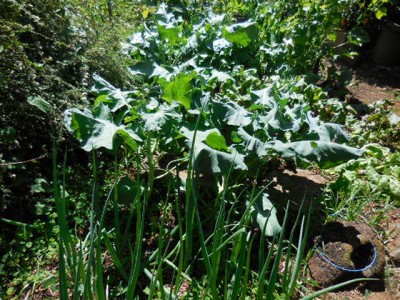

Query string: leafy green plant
[319,98,400,223]
[325,144,400,216]
[65,2,362,190]
[66,2,360,174]
[59,16,366,299]
[61,4,368,297]
[347,100,400,150]
[3,0,390,298]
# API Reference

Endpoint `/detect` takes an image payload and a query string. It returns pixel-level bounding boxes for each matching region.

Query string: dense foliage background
[0,0,139,296]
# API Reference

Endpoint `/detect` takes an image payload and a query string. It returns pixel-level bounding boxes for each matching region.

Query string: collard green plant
[64,3,363,235]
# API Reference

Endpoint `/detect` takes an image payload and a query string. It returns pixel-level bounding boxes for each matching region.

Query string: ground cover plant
[2,0,400,299]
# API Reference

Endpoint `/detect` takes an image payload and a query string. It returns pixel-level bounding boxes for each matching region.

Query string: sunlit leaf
[205,132,229,151]
[161,73,195,109]
[180,126,247,174]
[268,140,363,168]
[64,105,142,151]
[157,25,183,46]
[212,100,252,126]
[141,103,182,132]
[375,7,387,20]
[130,61,172,79]
[222,21,259,47]
[27,95,51,114]
[211,38,232,52]
[236,127,266,157]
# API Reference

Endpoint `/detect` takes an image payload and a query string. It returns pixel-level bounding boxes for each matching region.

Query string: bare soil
[347,62,400,114]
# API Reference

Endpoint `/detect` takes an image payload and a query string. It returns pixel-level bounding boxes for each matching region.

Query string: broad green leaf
[141,103,181,132]
[208,12,225,25]
[256,101,280,130]
[268,140,363,168]
[161,73,195,109]
[249,193,281,236]
[210,69,235,83]
[212,100,252,126]
[193,142,247,174]
[154,3,184,46]
[94,91,132,113]
[256,101,300,133]
[304,112,350,142]
[154,3,175,25]
[321,123,350,142]
[27,95,51,114]
[205,132,229,151]
[282,103,304,132]
[92,75,134,112]
[92,73,117,93]
[157,25,183,46]
[64,105,142,152]
[180,126,247,174]
[116,129,139,151]
[237,127,266,157]
[211,38,232,52]
[222,21,259,47]
[130,61,172,79]
[251,87,274,105]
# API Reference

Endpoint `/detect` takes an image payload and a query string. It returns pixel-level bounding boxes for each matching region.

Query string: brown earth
[347,62,400,114]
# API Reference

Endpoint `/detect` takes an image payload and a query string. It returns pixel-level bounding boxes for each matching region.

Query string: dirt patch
[378,209,400,266]
[321,290,398,300]
[266,168,329,206]
[264,168,330,229]
[381,208,400,226]
[347,62,400,114]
